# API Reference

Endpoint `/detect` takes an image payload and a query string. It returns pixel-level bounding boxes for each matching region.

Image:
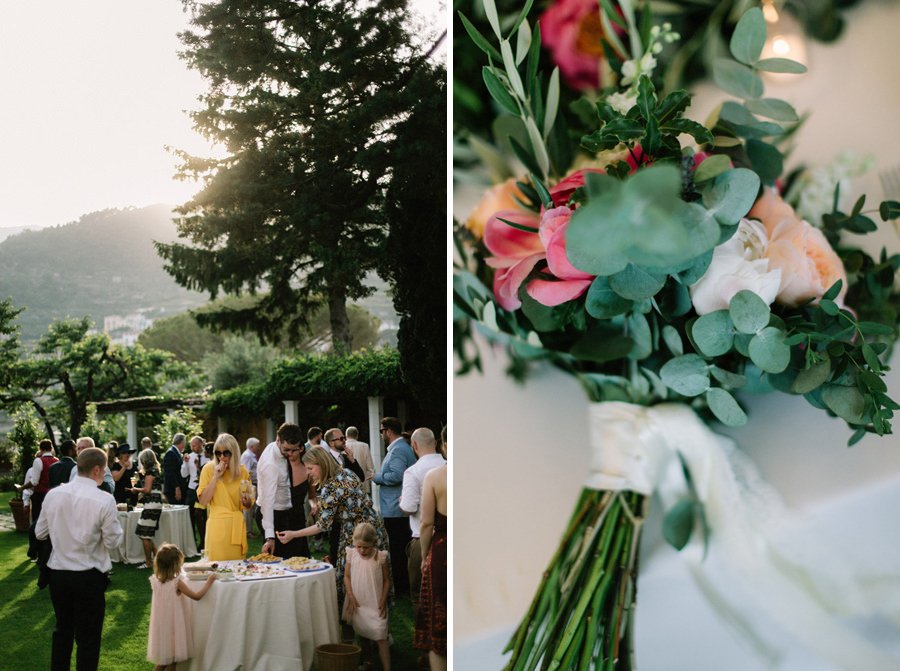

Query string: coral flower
[541,0,609,90]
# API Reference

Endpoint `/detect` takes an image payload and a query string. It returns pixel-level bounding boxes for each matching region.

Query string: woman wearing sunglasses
[197,434,253,560]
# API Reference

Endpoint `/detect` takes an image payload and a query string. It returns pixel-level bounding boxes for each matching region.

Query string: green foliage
[202,336,281,391]
[154,408,204,448]
[80,403,127,447]
[159,0,440,354]
[9,406,42,494]
[210,349,406,417]
[1,314,200,440]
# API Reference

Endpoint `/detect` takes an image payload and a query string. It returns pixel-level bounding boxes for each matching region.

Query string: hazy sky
[0,0,445,230]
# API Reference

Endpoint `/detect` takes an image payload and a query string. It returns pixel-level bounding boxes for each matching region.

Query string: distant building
[103,313,153,346]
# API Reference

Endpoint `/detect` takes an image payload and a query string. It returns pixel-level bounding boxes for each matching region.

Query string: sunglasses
[330,436,345,443]
[214,450,232,458]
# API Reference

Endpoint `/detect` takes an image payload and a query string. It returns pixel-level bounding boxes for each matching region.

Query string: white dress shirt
[255,442,292,539]
[399,453,447,537]
[180,451,210,490]
[35,475,123,572]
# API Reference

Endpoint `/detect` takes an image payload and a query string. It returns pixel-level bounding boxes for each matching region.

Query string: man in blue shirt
[373,416,416,594]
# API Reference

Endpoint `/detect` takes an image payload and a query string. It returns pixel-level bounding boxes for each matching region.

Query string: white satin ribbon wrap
[587,401,900,671]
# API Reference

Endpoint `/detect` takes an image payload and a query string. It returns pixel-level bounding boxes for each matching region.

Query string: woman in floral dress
[276,446,388,601]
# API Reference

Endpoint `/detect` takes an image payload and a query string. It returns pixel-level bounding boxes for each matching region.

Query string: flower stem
[504,489,647,670]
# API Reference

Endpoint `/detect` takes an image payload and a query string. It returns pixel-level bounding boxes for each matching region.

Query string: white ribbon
[587,401,900,671]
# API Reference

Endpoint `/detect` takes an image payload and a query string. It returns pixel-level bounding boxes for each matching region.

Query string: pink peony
[541,0,610,90]
[748,188,847,307]
[527,207,594,306]
[483,209,545,311]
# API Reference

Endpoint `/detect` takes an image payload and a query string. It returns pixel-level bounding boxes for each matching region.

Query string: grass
[0,503,420,670]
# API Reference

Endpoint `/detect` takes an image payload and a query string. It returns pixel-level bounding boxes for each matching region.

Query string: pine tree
[158,0,436,353]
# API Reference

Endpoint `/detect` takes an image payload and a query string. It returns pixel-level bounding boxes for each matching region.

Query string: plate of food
[281,556,330,573]
[233,563,294,581]
[245,552,282,564]
[184,560,219,572]
[215,567,236,582]
[186,570,215,581]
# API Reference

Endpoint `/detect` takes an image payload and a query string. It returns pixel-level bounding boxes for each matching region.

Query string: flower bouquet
[453,1,900,668]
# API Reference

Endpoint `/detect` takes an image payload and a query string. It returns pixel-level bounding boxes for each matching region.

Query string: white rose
[689,218,782,315]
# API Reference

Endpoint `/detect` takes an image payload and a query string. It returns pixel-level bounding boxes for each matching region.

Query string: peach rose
[748,188,847,307]
[465,178,527,240]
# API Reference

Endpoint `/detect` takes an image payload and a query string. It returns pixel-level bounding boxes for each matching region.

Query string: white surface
[177,563,340,671]
[109,506,198,564]
[453,1,900,666]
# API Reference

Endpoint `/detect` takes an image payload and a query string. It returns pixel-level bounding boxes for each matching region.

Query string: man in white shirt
[345,426,375,495]
[400,427,446,615]
[36,447,123,671]
[180,435,207,549]
[241,437,262,537]
[258,423,304,557]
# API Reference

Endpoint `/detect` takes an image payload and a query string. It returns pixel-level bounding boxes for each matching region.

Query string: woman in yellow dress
[197,434,252,560]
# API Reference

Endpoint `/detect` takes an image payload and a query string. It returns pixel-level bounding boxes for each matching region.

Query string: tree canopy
[157,0,439,354]
[0,310,199,441]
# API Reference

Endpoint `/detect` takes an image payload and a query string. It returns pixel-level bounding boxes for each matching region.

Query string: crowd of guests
[20,416,447,671]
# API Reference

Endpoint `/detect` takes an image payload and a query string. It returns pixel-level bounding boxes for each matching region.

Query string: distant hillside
[0,225,45,243]
[0,205,400,345]
[0,205,208,342]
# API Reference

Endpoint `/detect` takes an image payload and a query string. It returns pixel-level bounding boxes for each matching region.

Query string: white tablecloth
[110,506,198,564]
[177,565,340,671]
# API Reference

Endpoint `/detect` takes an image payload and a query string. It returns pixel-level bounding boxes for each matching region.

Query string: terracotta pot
[8,498,30,533]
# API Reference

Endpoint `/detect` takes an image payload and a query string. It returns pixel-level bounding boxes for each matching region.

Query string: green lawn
[0,502,419,670]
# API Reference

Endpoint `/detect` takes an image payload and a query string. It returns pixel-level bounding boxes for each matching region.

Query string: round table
[110,505,198,563]
[177,563,340,671]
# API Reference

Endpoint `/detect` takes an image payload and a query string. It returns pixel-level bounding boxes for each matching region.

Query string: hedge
[208,348,408,416]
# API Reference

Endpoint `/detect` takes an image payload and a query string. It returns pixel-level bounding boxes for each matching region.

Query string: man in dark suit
[48,440,77,489]
[161,433,187,504]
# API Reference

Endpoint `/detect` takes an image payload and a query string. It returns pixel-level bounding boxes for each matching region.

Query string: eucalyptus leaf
[749,326,791,373]
[755,57,808,74]
[585,276,633,318]
[702,168,761,227]
[662,324,684,356]
[729,289,770,334]
[609,264,666,300]
[707,387,748,426]
[571,329,634,363]
[692,310,735,357]
[790,358,831,394]
[730,7,766,66]
[627,312,653,360]
[821,384,867,423]
[677,251,714,285]
[710,366,747,388]
[746,139,783,185]
[692,154,732,183]
[744,98,799,122]
[713,59,763,99]
[663,499,696,551]
[660,354,711,397]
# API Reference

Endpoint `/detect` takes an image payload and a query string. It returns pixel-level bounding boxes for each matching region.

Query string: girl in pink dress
[343,522,392,671]
[147,543,216,671]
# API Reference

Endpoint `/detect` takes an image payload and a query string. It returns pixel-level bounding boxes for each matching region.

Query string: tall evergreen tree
[383,62,447,427]
[158,0,433,353]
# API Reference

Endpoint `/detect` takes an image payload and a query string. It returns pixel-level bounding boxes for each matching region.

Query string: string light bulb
[759,0,808,71]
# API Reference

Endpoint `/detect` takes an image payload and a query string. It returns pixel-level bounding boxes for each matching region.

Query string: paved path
[0,510,18,532]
